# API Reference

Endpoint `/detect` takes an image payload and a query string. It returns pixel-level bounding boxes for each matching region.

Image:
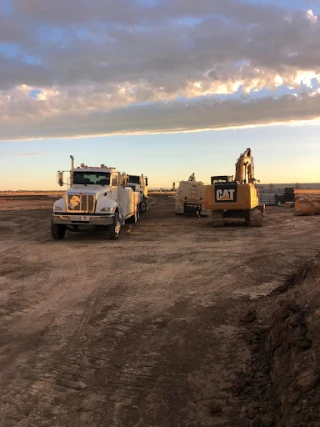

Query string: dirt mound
[235,259,320,427]
[268,300,320,426]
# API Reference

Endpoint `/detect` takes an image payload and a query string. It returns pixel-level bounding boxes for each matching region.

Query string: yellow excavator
[203,148,265,227]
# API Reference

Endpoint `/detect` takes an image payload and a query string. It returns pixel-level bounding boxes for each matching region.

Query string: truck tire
[109,213,121,240]
[140,200,147,213]
[51,220,66,240]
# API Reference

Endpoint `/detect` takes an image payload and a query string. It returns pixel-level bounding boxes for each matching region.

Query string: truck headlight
[101,207,115,213]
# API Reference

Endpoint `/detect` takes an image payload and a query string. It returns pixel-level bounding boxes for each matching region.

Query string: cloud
[2,92,320,141]
[1,0,320,140]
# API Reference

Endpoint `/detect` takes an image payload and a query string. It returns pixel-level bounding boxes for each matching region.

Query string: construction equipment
[203,148,265,227]
[174,173,210,216]
[274,187,295,205]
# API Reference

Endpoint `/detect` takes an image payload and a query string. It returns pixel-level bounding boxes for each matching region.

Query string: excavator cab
[211,175,234,184]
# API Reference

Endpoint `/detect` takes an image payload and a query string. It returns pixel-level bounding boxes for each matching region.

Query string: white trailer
[51,156,140,240]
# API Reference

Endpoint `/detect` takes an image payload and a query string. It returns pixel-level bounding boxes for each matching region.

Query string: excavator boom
[235,148,255,184]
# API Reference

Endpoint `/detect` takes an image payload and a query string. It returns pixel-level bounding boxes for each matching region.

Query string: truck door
[111,174,119,202]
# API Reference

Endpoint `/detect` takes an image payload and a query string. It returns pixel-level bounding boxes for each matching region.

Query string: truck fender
[53,197,67,213]
[96,198,118,214]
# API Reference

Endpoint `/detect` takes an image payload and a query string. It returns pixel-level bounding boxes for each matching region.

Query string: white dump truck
[51,155,140,240]
[125,174,148,213]
[174,173,210,216]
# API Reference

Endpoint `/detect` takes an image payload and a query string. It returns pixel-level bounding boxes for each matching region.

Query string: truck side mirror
[145,177,148,186]
[57,171,64,187]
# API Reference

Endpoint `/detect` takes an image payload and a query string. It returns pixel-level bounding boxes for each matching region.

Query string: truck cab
[52,157,140,240]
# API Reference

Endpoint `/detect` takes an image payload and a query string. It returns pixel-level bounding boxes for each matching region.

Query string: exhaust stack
[70,155,74,186]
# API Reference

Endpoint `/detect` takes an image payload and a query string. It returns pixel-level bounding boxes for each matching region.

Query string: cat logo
[216,189,235,201]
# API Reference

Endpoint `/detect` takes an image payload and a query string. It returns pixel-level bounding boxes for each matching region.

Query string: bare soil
[0,191,64,197]
[1,195,320,426]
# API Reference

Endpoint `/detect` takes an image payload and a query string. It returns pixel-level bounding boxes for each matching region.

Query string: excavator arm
[234,148,255,184]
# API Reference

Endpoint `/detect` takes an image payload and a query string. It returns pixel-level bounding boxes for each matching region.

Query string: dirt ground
[1,194,320,427]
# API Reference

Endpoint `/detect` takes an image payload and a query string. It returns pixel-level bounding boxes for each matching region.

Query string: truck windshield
[127,175,140,184]
[73,172,111,185]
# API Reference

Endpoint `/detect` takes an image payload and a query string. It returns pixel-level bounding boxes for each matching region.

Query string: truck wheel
[140,200,147,213]
[109,213,121,240]
[51,220,66,240]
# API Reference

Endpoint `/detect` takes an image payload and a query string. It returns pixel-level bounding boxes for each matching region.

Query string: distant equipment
[274,188,295,205]
[203,148,265,227]
[174,174,210,216]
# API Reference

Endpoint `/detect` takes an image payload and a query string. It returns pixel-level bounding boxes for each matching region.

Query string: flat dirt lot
[1,194,320,426]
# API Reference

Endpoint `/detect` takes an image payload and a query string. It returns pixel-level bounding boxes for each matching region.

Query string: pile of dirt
[234,259,320,427]
[268,300,320,426]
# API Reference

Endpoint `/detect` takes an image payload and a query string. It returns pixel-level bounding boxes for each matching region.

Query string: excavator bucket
[294,197,316,216]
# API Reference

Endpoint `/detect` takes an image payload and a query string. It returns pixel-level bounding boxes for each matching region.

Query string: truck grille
[67,194,95,213]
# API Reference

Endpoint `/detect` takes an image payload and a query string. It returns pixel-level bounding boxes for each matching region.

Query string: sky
[1,0,320,190]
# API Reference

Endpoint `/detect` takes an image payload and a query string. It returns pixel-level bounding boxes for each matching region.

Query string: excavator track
[246,208,263,227]
[211,211,224,227]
